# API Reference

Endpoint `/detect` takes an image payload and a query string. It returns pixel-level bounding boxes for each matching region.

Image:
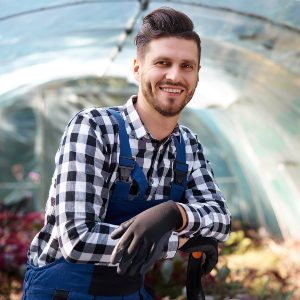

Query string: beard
[140,77,196,117]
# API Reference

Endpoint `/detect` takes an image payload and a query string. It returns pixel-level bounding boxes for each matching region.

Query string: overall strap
[107,108,132,158]
[170,130,188,202]
[107,108,148,201]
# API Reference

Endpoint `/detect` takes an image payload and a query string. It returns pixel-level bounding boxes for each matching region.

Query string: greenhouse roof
[0,0,300,240]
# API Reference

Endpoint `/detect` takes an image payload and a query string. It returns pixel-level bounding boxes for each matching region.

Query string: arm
[176,134,231,241]
[55,111,119,264]
[163,133,230,259]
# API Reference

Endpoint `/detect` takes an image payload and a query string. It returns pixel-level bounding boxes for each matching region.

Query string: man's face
[134,37,200,117]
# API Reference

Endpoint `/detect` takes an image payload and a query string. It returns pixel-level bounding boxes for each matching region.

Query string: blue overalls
[22,109,188,300]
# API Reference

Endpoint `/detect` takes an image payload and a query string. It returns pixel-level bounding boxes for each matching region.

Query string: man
[22,7,231,300]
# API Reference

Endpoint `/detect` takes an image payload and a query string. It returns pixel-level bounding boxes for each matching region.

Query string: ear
[133,58,140,82]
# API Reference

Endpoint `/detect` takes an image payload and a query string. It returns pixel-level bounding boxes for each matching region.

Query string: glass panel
[0,1,299,239]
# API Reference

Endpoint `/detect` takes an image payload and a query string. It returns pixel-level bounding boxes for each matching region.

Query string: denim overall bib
[22,109,188,300]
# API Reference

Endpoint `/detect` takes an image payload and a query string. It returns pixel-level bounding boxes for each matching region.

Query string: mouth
[159,87,184,95]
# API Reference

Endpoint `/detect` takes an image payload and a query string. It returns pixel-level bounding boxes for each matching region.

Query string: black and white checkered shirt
[28,96,231,267]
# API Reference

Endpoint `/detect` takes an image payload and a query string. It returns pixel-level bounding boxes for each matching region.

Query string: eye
[156,60,170,67]
[182,63,194,70]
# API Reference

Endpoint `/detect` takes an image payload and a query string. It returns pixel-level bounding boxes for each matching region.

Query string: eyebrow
[153,56,198,66]
[181,59,198,66]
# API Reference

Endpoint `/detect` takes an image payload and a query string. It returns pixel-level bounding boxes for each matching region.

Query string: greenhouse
[0,1,300,299]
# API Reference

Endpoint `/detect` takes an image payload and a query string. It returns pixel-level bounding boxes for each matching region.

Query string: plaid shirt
[29,96,231,267]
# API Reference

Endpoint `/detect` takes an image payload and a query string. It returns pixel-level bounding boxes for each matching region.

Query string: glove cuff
[164,200,183,230]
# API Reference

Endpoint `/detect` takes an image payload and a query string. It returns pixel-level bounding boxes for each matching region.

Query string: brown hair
[135,7,201,63]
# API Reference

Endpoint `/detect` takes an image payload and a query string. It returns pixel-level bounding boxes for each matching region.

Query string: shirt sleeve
[162,232,179,259]
[55,111,119,264]
[177,133,231,242]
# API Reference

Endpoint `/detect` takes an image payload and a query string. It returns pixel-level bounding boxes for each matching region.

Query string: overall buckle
[173,160,188,184]
[119,156,135,182]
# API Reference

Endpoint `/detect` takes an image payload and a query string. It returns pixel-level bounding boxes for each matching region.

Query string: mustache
[158,81,187,90]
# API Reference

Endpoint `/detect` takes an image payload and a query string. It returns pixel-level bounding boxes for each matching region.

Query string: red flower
[0,209,44,274]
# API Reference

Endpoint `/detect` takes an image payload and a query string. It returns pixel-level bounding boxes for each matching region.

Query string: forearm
[183,143,231,241]
[57,218,119,264]
[176,203,188,231]
[176,192,230,242]
[55,178,118,264]
[176,199,231,241]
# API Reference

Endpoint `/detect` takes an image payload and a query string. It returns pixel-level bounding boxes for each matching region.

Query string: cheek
[148,69,163,82]
[141,69,164,90]
[189,75,199,89]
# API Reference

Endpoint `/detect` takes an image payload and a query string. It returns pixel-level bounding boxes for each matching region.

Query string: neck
[134,98,179,141]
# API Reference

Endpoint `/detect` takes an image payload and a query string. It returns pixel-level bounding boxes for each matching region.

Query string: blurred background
[0,1,299,299]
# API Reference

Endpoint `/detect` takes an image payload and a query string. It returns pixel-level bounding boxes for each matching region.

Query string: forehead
[143,37,199,63]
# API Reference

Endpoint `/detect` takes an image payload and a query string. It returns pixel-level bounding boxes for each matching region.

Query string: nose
[165,65,181,82]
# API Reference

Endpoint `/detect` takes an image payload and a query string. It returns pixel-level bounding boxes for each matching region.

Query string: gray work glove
[110,200,183,276]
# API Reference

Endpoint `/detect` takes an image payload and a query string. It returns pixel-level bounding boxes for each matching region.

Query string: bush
[0,204,44,299]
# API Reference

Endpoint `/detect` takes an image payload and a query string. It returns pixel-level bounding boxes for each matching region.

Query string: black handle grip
[180,236,218,300]
[186,254,205,300]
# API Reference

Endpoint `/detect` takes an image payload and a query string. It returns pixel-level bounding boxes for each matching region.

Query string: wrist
[178,237,189,249]
[175,203,187,232]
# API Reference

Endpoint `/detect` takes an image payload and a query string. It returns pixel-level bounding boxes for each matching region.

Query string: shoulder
[179,125,207,168]
[179,125,202,150]
[58,106,124,154]
[67,106,122,131]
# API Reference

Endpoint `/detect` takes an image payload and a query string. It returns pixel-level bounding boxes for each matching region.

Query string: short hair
[135,7,201,63]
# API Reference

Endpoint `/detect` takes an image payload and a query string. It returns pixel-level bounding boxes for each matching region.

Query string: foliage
[145,253,188,298]
[145,222,299,300]
[0,204,44,299]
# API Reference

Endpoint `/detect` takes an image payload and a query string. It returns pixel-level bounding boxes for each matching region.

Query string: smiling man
[22,7,231,300]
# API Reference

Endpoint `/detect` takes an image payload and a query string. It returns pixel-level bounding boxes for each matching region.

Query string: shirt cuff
[175,203,197,236]
[163,231,178,259]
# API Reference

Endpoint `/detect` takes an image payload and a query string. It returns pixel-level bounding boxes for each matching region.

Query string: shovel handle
[186,252,205,300]
[182,237,218,300]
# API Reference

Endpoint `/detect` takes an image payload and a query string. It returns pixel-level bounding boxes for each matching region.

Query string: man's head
[135,7,201,64]
[133,7,201,119]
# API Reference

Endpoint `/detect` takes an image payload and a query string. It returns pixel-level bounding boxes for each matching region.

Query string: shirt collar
[122,95,181,141]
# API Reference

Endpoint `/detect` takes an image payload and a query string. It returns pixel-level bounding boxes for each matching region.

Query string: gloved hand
[110,200,183,276]
[179,236,218,275]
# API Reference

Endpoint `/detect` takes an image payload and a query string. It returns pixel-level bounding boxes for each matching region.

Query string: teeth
[162,88,181,94]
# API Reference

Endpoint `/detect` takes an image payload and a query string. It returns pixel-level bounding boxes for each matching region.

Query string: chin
[155,106,182,117]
